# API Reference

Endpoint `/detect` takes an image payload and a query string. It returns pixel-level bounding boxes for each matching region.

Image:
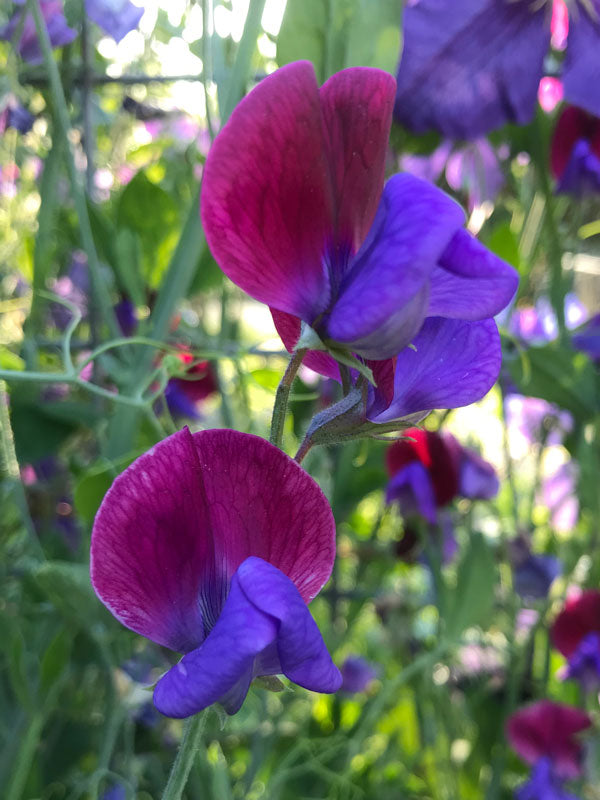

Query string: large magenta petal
[200,62,333,321]
[367,318,501,422]
[91,428,336,652]
[319,67,395,255]
[395,0,549,138]
[324,174,464,359]
[153,557,340,718]
[506,700,591,779]
[428,229,519,320]
[563,11,600,118]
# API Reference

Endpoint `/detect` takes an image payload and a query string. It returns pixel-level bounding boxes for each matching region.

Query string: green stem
[28,0,121,341]
[161,713,208,800]
[5,712,44,800]
[270,349,306,449]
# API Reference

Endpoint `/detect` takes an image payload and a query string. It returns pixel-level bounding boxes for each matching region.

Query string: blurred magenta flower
[202,61,517,384]
[395,0,600,138]
[507,701,591,798]
[552,591,600,690]
[91,428,341,717]
[339,656,378,693]
[164,353,218,420]
[385,428,498,523]
[551,106,600,195]
[0,0,76,64]
[539,77,564,114]
[85,0,143,42]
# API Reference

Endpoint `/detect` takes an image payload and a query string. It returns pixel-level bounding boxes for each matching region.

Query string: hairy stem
[161,713,208,800]
[270,349,306,449]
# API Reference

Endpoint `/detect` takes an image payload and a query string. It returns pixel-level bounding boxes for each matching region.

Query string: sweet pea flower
[85,0,143,43]
[552,590,600,690]
[511,538,562,601]
[0,0,76,64]
[507,701,591,800]
[90,428,341,717]
[572,313,600,362]
[202,61,517,420]
[551,105,600,194]
[339,656,379,693]
[395,0,600,139]
[164,354,218,420]
[385,428,498,523]
[0,100,35,135]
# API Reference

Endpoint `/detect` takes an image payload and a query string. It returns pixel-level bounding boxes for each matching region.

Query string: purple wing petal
[91,428,336,653]
[236,558,341,693]
[458,448,499,499]
[428,230,518,320]
[86,0,144,42]
[385,461,437,523]
[368,317,501,421]
[153,557,340,718]
[324,174,464,359]
[320,67,396,253]
[563,10,600,118]
[201,62,332,322]
[395,0,550,138]
[90,427,213,653]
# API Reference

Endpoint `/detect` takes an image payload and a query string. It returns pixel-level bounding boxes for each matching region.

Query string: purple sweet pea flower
[0,0,77,64]
[511,538,562,600]
[85,0,143,43]
[516,757,580,800]
[339,656,378,693]
[551,106,600,195]
[445,138,505,212]
[552,591,600,691]
[539,460,579,533]
[90,428,341,717]
[395,0,600,139]
[202,61,517,416]
[573,313,600,362]
[0,100,35,135]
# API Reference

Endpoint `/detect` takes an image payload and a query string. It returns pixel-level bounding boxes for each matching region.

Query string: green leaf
[39,629,72,698]
[345,0,401,73]
[117,172,180,288]
[442,533,496,640]
[505,341,599,422]
[74,454,137,524]
[33,561,101,627]
[486,222,522,273]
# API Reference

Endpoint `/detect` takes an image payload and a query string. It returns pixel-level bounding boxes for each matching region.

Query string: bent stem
[162,712,208,800]
[270,349,306,449]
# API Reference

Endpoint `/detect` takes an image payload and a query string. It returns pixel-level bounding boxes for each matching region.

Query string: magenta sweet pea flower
[90,428,341,717]
[202,61,517,385]
[507,700,591,799]
[395,0,600,139]
[552,591,600,690]
[551,106,600,195]
[0,0,76,64]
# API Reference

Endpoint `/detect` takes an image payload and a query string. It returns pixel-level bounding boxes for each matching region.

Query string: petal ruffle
[394,0,549,138]
[91,428,336,653]
[563,11,600,118]
[428,229,519,320]
[368,317,501,422]
[201,61,333,321]
[324,174,464,359]
[320,67,396,254]
[153,557,340,717]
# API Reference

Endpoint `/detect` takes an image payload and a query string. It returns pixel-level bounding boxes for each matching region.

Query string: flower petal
[153,557,340,717]
[270,308,341,380]
[85,0,143,42]
[368,318,501,422]
[91,428,336,653]
[201,61,333,321]
[320,67,396,253]
[563,10,600,118]
[428,230,519,320]
[386,461,437,523]
[394,0,549,138]
[324,174,464,358]
[458,448,499,499]
[551,590,600,659]
[506,700,591,779]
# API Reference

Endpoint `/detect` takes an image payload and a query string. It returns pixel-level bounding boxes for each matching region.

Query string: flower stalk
[161,712,208,800]
[270,348,306,449]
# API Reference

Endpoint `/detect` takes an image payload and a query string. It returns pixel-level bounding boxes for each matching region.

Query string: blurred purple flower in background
[539,460,579,534]
[202,61,517,419]
[395,0,600,138]
[49,252,89,331]
[91,428,341,717]
[511,538,562,601]
[551,106,600,195]
[552,591,600,691]
[339,656,378,694]
[0,99,35,135]
[86,0,143,42]
[0,0,77,64]
[507,700,591,800]
[572,313,600,363]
